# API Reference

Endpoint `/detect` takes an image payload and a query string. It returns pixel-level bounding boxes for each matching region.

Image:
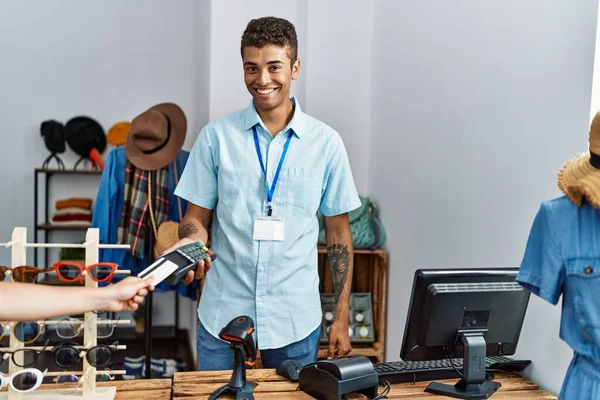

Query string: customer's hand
[105,276,155,312]
[161,238,213,285]
[327,319,352,359]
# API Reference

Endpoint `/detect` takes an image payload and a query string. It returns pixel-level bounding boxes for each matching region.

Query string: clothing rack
[0,227,130,399]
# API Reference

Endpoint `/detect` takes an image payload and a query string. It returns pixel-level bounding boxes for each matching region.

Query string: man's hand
[161,238,212,285]
[104,276,155,312]
[327,319,352,359]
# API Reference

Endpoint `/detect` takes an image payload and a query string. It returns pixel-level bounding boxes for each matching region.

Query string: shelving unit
[33,168,101,267]
[33,167,195,380]
[317,246,388,363]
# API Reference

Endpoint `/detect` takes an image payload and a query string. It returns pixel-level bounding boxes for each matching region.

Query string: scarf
[118,162,169,258]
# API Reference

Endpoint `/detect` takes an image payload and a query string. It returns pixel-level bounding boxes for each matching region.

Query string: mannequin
[517,111,600,399]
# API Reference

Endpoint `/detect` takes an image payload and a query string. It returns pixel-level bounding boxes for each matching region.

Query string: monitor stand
[425,331,501,399]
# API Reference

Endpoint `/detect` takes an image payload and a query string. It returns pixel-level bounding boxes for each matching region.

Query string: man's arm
[175,202,214,284]
[325,213,353,318]
[178,202,213,245]
[324,212,354,357]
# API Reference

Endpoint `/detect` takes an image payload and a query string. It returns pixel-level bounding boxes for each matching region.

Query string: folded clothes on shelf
[56,198,93,210]
[122,355,184,379]
[50,197,94,226]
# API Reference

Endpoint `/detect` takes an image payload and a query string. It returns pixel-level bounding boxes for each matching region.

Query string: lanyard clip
[267,202,273,217]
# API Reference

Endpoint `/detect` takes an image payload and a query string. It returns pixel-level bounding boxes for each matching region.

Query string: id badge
[253,217,285,241]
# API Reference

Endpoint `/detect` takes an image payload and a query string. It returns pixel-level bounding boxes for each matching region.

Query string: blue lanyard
[253,126,293,216]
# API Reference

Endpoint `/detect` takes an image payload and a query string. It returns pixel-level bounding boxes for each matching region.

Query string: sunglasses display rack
[0,227,132,400]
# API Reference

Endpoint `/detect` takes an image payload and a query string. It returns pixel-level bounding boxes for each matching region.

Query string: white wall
[591,2,600,122]
[369,0,598,395]
[0,0,210,340]
[194,0,212,151]
[304,1,373,195]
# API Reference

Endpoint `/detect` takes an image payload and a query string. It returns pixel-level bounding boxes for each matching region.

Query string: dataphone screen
[167,251,192,267]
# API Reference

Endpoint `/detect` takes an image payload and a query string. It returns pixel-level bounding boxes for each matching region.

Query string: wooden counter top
[172,369,556,399]
[35,378,172,400]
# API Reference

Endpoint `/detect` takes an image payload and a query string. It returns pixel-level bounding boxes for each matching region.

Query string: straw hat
[558,111,600,208]
[125,103,187,171]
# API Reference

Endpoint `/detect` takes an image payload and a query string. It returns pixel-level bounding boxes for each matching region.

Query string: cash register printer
[298,267,532,400]
[299,356,388,400]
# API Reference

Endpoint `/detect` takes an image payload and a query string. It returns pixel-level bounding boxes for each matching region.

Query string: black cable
[295,381,391,399]
[444,346,463,377]
[372,381,391,399]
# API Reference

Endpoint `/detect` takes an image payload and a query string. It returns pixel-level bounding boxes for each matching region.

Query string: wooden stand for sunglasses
[0,227,133,400]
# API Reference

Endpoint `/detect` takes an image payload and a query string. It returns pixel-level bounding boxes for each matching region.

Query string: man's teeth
[257,88,276,95]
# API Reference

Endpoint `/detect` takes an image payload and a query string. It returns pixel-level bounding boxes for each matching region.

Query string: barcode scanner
[209,316,259,400]
[219,316,257,365]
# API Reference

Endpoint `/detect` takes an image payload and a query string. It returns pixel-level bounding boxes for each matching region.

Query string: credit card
[137,258,179,286]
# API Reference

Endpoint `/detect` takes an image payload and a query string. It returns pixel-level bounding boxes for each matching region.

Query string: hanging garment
[91,146,198,300]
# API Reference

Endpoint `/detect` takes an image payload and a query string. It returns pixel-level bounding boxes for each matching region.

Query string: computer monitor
[400,267,530,399]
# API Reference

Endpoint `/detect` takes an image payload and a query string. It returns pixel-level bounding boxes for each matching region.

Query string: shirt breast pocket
[285,167,320,212]
[566,259,600,333]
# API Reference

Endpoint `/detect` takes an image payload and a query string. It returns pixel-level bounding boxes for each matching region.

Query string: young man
[172,16,361,370]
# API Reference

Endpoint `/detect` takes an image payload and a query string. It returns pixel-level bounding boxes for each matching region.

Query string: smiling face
[242,44,300,113]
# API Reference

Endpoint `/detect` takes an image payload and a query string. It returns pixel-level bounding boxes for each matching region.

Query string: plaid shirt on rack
[118,163,169,258]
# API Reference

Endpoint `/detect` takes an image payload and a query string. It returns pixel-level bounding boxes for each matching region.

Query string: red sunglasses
[52,262,118,284]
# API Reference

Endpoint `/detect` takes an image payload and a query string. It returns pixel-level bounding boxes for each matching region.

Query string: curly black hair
[241,16,298,63]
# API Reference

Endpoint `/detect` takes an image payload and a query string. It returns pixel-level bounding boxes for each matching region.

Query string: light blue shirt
[174,97,361,349]
[517,196,600,398]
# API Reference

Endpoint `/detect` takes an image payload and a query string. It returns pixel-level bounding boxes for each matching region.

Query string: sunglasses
[54,369,114,395]
[0,266,51,283]
[52,341,119,369]
[55,317,121,339]
[0,368,48,393]
[0,321,46,344]
[0,340,49,368]
[52,262,118,284]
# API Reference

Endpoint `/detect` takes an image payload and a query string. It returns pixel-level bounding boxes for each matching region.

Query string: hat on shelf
[40,120,67,170]
[558,111,600,209]
[125,103,187,171]
[64,116,107,158]
[40,120,66,154]
[107,121,131,146]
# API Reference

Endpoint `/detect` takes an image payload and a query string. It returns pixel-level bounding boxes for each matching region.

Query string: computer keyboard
[373,356,531,384]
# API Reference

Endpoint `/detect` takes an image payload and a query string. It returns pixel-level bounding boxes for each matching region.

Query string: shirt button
[585,266,594,275]
[259,267,265,272]
[257,297,263,302]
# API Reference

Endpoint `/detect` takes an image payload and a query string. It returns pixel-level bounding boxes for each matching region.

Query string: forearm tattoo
[327,243,350,305]
[178,223,200,239]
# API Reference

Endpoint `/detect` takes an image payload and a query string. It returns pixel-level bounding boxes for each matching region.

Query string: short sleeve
[174,126,218,209]
[516,202,564,305]
[318,134,361,216]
